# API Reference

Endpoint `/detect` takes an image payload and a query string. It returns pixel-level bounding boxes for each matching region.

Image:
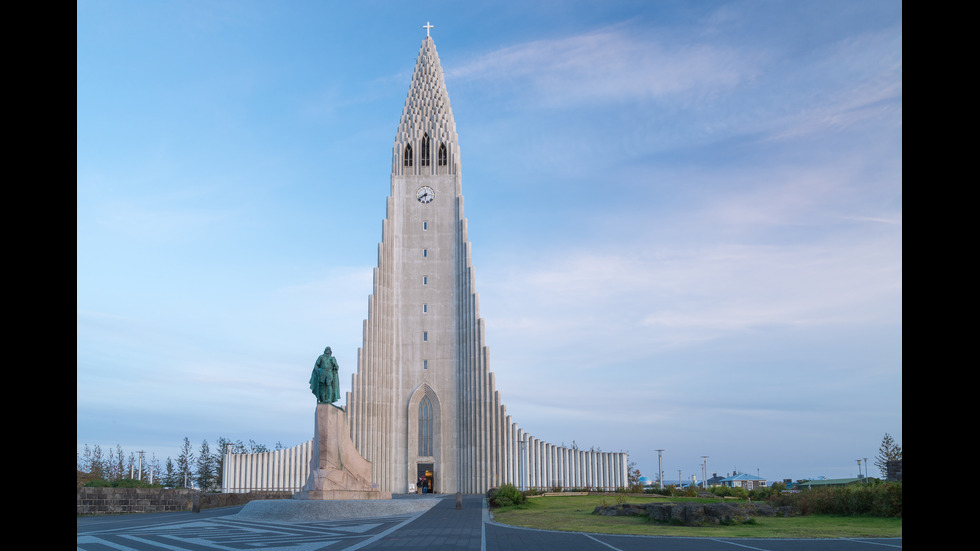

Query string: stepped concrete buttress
[293,404,391,500]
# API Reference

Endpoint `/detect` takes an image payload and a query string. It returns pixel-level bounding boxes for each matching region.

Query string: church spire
[393,34,459,176]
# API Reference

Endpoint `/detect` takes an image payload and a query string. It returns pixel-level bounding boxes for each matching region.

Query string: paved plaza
[77,494,902,551]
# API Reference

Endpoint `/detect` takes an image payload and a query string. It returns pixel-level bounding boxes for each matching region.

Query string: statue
[310,347,340,404]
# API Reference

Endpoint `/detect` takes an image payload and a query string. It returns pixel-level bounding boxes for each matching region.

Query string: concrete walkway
[77,494,903,550]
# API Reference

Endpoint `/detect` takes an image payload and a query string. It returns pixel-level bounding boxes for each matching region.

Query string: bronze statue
[310,347,340,404]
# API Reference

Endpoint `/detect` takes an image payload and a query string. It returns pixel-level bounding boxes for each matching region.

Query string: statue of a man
[310,346,340,404]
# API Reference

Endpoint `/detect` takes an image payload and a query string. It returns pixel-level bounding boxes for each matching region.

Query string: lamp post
[656,450,664,490]
[701,456,709,489]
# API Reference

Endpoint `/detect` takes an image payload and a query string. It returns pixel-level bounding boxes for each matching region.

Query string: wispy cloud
[484,233,899,351]
[449,25,755,108]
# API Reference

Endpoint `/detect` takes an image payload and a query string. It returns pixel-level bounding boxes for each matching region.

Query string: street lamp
[656,450,664,490]
[701,456,709,489]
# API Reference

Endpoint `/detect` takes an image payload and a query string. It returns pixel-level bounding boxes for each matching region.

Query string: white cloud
[483,233,899,355]
[449,25,755,108]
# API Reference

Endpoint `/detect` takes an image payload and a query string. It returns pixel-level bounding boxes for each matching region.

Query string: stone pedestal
[293,404,391,500]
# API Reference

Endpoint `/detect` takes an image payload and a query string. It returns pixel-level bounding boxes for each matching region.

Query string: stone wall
[76,488,292,516]
[887,460,902,482]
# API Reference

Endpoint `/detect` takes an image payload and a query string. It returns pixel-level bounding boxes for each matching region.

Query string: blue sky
[77,1,902,484]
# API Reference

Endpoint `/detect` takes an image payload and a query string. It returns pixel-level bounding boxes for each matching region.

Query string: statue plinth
[293,404,391,500]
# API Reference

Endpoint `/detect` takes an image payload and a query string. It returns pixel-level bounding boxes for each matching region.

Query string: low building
[720,472,767,490]
[706,472,726,486]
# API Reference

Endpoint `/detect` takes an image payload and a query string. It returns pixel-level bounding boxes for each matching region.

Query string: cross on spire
[423,22,434,37]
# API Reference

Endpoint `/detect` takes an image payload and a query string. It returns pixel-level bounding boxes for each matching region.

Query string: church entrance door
[417,463,435,494]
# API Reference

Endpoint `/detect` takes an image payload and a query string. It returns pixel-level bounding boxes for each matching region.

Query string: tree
[80,445,92,473]
[79,445,98,486]
[103,446,117,480]
[874,433,902,478]
[176,437,195,488]
[195,440,218,492]
[627,460,643,492]
[163,457,178,488]
[88,444,106,480]
[126,452,137,479]
[115,445,126,481]
[148,453,162,485]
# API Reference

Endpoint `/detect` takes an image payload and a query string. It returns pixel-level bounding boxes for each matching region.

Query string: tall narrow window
[438,143,447,166]
[420,133,431,166]
[423,248,428,258]
[423,275,428,285]
[423,331,428,342]
[419,394,433,456]
[423,303,428,313]
[403,143,413,167]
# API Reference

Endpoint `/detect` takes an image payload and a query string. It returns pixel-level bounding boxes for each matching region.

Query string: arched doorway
[407,384,441,493]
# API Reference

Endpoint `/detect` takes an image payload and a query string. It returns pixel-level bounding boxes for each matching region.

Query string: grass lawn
[489,495,902,539]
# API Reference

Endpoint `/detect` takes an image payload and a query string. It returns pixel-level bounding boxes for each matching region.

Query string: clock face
[416,186,435,204]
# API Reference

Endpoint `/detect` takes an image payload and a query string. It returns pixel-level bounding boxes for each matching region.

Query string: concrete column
[535,439,543,490]
[517,429,525,490]
[594,452,601,491]
[528,437,536,489]
[544,443,551,489]
[590,451,597,490]
[559,447,566,490]
[599,453,606,491]
[602,452,614,490]
[572,450,578,489]
[620,453,627,490]
[602,453,608,491]
[586,451,592,489]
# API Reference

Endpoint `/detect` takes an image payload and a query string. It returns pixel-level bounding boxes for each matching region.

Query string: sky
[77,0,902,484]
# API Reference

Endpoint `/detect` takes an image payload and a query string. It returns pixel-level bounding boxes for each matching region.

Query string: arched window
[438,143,447,166]
[420,133,431,166]
[404,144,413,167]
[418,394,433,456]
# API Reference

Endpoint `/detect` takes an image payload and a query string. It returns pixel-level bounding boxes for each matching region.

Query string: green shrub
[83,477,163,489]
[488,484,527,508]
[84,478,111,487]
[680,484,700,497]
[749,485,779,501]
[709,485,749,499]
[770,482,901,517]
[721,516,757,526]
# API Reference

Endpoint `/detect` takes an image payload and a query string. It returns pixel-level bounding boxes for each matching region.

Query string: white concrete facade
[221,440,312,493]
[221,35,628,496]
[345,36,628,495]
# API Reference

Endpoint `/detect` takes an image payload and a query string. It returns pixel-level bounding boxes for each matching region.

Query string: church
[222,29,628,495]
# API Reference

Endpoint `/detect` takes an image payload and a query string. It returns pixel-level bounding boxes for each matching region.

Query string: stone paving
[77,494,903,551]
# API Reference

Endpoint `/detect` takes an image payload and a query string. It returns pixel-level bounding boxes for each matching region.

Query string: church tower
[345,29,628,495]
[220,28,628,496]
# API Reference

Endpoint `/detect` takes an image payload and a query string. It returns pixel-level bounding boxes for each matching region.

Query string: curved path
[77,494,902,550]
